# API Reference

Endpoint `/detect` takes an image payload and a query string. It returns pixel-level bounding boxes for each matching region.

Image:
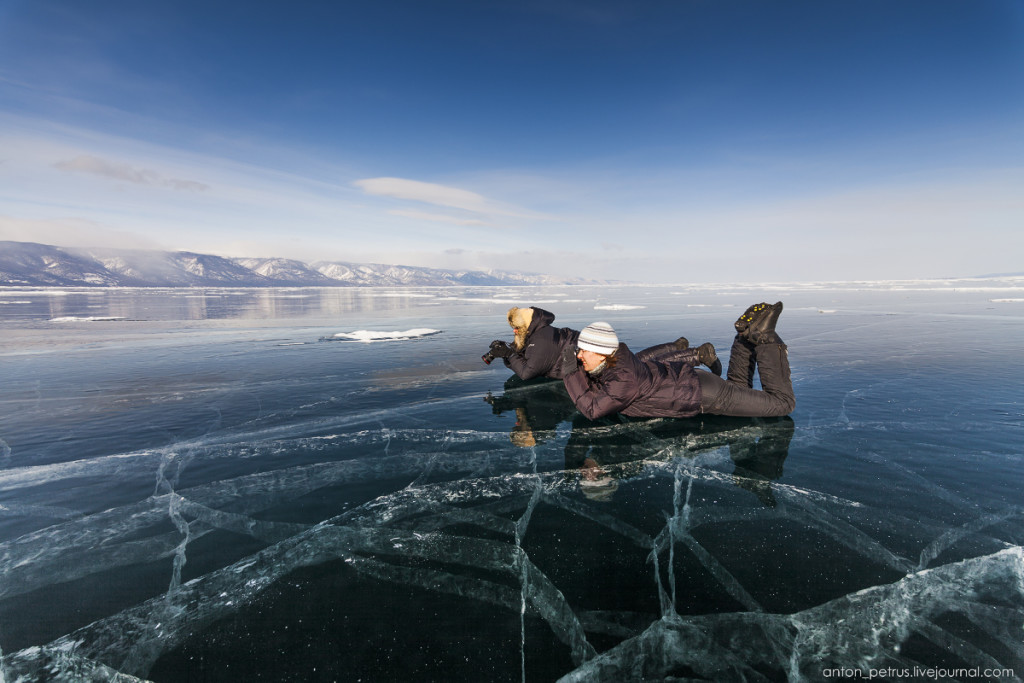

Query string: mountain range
[0,241,590,288]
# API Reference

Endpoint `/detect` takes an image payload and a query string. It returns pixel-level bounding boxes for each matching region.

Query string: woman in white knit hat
[562,303,795,419]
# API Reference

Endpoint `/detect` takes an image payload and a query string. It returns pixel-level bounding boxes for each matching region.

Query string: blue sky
[1,0,1021,283]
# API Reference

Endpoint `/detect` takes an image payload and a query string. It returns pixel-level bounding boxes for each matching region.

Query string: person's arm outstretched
[560,347,636,420]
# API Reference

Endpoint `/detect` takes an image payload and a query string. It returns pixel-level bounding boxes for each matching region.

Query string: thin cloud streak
[54,154,210,191]
[0,214,167,251]
[389,209,489,227]
[354,176,553,222]
[354,177,490,212]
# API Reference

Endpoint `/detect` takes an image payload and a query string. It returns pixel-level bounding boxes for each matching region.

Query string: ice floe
[321,328,443,342]
[49,316,126,322]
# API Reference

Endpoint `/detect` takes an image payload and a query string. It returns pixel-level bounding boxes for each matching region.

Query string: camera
[483,340,511,365]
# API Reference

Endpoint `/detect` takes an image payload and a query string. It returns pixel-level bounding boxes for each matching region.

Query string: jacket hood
[528,307,556,332]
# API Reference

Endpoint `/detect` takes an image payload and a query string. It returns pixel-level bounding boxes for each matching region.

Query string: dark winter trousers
[696,336,795,418]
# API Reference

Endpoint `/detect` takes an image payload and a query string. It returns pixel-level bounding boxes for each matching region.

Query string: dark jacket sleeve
[563,371,631,420]
[562,352,641,420]
[506,348,550,380]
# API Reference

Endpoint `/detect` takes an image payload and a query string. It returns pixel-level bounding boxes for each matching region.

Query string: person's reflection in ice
[562,415,660,502]
[483,375,577,447]
[725,416,795,508]
[562,414,794,505]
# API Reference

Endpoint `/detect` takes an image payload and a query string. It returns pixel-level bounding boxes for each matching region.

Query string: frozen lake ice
[0,281,1022,681]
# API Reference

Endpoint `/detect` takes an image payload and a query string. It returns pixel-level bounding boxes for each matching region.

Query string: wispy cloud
[389,209,488,227]
[353,177,490,212]
[54,155,209,192]
[353,176,552,223]
[0,214,166,250]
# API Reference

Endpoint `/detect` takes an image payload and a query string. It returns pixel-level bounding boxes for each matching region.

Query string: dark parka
[504,308,580,380]
[563,342,702,420]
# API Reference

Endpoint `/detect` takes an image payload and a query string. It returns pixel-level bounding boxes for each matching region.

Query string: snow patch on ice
[323,328,442,342]
[0,290,72,296]
[49,316,125,322]
[594,304,646,311]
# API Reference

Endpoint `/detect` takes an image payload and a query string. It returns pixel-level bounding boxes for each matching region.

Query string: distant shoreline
[0,240,596,288]
[1,274,1022,292]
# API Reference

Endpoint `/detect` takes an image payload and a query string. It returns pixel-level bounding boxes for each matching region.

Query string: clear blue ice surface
[0,283,1021,682]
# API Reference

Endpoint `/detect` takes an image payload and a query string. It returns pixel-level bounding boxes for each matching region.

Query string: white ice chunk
[48,316,125,322]
[326,328,442,342]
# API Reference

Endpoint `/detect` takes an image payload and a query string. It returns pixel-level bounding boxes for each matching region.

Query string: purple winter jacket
[562,342,702,420]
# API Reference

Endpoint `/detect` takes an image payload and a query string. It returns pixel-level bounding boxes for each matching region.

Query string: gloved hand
[489,340,513,359]
[560,345,579,377]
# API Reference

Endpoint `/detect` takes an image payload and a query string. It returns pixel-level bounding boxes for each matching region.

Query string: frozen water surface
[0,281,1022,681]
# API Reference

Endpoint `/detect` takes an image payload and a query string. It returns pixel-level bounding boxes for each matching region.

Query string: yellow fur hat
[507,307,533,330]
[507,307,534,350]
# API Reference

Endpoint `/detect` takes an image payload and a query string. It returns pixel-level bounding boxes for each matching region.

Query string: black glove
[489,340,513,359]
[559,345,579,377]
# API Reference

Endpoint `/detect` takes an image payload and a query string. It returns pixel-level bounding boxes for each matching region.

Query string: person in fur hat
[485,306,721,381]
[562,302,795,420]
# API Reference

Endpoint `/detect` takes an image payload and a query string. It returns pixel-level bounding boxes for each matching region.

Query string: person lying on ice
[484,306,721,380]
[560,302,795,420]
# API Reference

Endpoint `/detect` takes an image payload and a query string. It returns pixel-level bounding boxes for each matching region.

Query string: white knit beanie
[577,322,619,354]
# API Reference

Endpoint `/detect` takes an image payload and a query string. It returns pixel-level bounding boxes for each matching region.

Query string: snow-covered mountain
[312,260,522,286]
[232,257,341,286]
[0,242,123,286]
[0,241,590,287]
